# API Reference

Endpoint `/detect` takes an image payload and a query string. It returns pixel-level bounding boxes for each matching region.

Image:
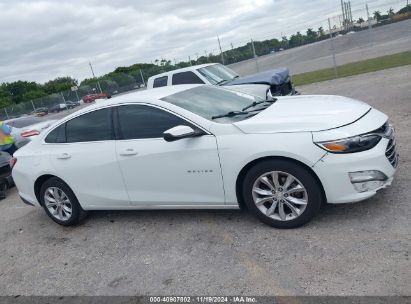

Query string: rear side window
[116,105,190,140]
[153,76,168,88]
[66,108,113,143]
[45,124,66,143]
[172,71,204,85]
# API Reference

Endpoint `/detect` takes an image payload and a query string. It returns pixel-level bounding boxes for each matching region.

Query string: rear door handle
[119,149,138,156]
[57,153,71,159]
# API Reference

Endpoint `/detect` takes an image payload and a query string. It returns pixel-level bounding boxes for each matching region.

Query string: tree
[357,17,365,24]
[306,28,317,43]
[317,27,325,37]
[374,11,382,21]
[387,7,394,16]
[43,77,77,94]
[289,32,305,47]
[280,36,288,48]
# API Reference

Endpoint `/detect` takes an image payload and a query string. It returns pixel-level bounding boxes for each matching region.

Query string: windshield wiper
[211,110,254,120]
[242,98,277,111]
[215,79,230,86]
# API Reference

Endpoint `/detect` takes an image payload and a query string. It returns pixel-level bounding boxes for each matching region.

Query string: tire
[39,177,87,226]
[242,159,323,229]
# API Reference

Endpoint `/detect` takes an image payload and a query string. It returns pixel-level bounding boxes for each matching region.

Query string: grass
[292,51,411,86]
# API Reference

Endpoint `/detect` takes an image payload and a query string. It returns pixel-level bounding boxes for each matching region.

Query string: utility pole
[74,89,79,102]
[366,3,372,30]
[204,50,208,63]
[345,2,349,29]
[341,0,346,30]
[89,61,103,93]
[328,18,338,78]
[139,69,146,87]
[217,35,225,65]
[251,39,259,73]
[61,92,69,111]
[188,56,192,66]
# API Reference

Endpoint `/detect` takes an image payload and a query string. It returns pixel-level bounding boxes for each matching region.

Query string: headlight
[315,134,382,153]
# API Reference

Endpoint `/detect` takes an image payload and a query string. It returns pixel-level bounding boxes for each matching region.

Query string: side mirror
[163,125,200,142]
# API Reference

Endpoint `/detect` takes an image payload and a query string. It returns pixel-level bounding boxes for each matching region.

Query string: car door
[114,104,225,206]
[46,107,130,209]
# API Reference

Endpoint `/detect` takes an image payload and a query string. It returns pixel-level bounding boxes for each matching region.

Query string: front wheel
[242,159,323,228]
[40,178,87,226]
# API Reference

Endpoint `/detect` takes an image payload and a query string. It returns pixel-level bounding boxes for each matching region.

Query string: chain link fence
[1,0,410,120]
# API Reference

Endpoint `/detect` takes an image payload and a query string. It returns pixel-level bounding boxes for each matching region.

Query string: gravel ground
[0,66,410,296]
[228,19,411,76]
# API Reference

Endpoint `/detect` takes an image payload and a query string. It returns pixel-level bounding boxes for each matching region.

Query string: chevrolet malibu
[11,85,398,228]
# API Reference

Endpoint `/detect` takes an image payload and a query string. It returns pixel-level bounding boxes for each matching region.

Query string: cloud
[0,0,401,83]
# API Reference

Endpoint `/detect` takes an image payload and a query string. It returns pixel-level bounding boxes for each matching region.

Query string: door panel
[45,107,129,209]
[49,141,130,208]
[116,135,225,205]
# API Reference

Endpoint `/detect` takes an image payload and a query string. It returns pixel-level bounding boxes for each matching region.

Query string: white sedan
[11,85,398,228]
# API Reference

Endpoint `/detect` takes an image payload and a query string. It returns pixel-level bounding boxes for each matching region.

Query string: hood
[224,84,270,99]
[226,67,289,86]
[234,95,371,133]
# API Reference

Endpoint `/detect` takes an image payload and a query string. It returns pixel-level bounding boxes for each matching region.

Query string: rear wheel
[242,159,323,228]
[40,178,87,226]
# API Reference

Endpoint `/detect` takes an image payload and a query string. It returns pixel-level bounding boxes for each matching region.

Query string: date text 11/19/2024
[149,296,257,303]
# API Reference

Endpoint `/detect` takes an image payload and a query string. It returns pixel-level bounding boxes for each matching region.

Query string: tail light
[21,130,40,137]
[10,157,17,169]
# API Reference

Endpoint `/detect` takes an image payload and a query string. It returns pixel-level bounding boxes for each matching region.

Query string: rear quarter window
[153,76,168,88]
[45,124,66,143]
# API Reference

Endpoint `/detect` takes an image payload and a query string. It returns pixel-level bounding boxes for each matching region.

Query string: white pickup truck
[147,63,298,99]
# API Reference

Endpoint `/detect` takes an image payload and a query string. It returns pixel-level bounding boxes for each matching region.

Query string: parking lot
[0,65,410,296]
[229,19,411,75]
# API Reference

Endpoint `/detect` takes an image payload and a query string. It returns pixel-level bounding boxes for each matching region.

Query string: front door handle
[119,149,138,156]
[57,153,71,159]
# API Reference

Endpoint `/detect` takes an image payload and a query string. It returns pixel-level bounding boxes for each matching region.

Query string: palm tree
[373,10,382,21]
[306,28,317,42]
[318,27,325,37]
[357,17,365,24]
[387,7,394,16]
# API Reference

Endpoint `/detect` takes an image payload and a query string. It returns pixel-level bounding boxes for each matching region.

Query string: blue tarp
[226,67,290,86]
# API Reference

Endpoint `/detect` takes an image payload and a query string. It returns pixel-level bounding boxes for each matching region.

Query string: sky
[0,0,404,83]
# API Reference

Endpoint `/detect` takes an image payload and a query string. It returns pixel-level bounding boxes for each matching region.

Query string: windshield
[161,86,265,122]
[197,64,239,85]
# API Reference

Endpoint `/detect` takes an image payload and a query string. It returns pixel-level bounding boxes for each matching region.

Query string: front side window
[116,105,190,140]
[66,108,113,143]
[172,71,204,85]
[153,76,168,88]
[197,64,238,85]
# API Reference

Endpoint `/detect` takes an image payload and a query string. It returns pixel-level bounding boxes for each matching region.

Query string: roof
[147,63,218,80]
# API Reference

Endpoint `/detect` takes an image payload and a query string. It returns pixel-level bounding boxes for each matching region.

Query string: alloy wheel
[44,187,73,221]
[252,171,308,221]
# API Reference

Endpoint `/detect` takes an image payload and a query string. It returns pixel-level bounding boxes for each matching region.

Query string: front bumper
[313,138,398,204]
